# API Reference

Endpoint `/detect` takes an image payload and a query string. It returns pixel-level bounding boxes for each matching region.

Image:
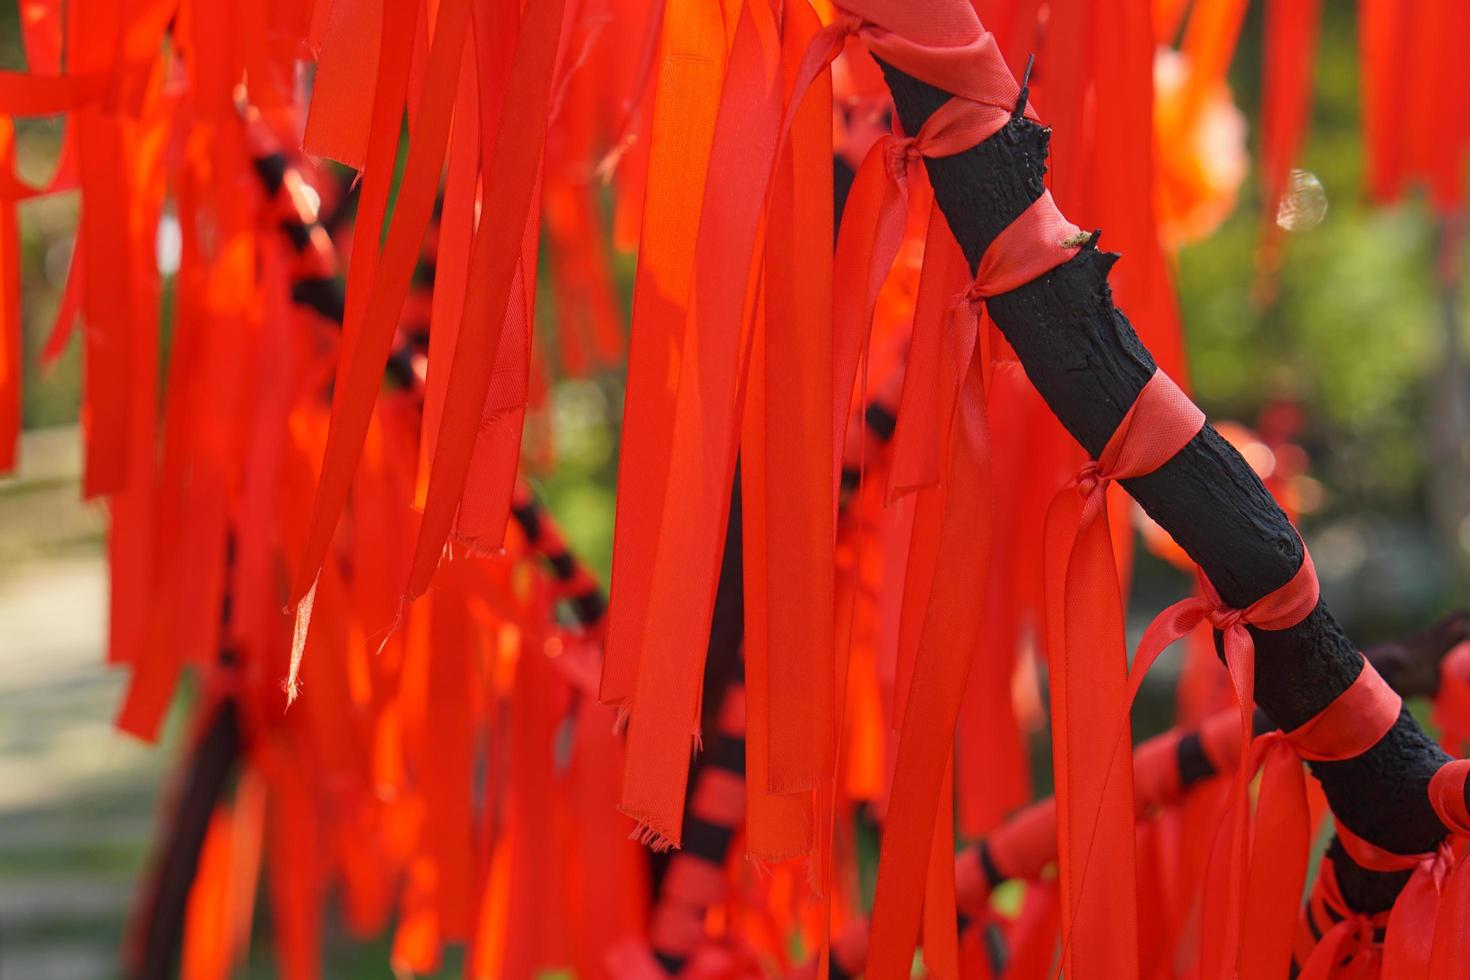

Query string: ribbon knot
[829,10,864,37]
[1298,860,1387,980]
[1207,601,1246,634]
[1336,766,1470,980]
[882,134,919,184]
[1074,461,1102,500]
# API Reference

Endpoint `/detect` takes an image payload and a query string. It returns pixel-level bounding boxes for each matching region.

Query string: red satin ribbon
[1126,547,1319,979]
[1297,859,1386,980]
[1433,643,1470,753]
[890,190,1082,501]
[1282,654,1402,760]
[1333,759,1470,978]
[1042,368,1202,980]
[1232,655,1401,976]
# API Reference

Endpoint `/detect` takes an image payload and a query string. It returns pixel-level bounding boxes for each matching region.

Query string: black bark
[128,700,241,980]
[878,62,1453,914]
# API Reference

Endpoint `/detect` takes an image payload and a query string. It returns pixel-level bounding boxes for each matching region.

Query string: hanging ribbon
[1296,859,1386,980]
[1041,367,1203,979]
[1236,657,1404,977]
[863,86,1081,980]
[1333,758,1470,978]
[618,0,784,849]
[599,0,726,712]
[1123,546,1319,978]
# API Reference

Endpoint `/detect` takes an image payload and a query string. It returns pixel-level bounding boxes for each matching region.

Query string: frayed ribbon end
[283,576,319,709]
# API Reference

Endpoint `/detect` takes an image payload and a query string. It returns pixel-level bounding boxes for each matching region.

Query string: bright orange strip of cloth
[405,0,564,599]
[286,0,415,617]
[1042,368,1202,980]
[0,121,17,473]
[1330,759,1470,978]
[759,0,836,802]
[867,342,990,980]
[1127,549,1319,979]
[289,0,473,691]
[619,0,784,849]
[599,0,726,711]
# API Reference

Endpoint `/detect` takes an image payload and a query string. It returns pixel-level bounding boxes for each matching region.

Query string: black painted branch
[127,700,241,980]
[877,62,1453,913]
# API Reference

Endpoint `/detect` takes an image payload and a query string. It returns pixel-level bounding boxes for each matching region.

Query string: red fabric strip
[405,0,565,598]
[1126,547,1319,979]
[761,0,836,799]
[618,0,783,848]
[302,0,384,167]
[600,0,726,711]
[1043,368,1201,980]
[287,0,415,609]
[974,191,1084,298]
[1281,655,1401,761]
[867,345,991,978]
[0,121,17,473]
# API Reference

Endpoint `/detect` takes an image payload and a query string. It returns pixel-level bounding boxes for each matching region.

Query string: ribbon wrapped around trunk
[1040,367,1203,979]
[1330,759,1470,977]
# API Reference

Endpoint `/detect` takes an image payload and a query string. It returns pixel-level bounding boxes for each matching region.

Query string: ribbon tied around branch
[1336,759,1470,977]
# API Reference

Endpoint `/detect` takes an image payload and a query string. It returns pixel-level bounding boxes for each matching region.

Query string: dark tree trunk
[877,62,1454,913]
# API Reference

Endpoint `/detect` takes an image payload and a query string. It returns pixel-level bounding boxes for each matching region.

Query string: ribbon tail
[1429,855,1470,979]
[1239,745,1310,979]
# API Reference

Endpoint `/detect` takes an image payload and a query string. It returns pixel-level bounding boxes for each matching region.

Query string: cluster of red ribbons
[1326,760,1470,977]
[1040,369,1204,977]
[8,0,1470,977]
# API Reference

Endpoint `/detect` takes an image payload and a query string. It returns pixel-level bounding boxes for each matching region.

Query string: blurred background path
[0,426,169,980]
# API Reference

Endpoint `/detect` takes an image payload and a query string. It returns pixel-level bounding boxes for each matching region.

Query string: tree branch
[878,61,1453,913]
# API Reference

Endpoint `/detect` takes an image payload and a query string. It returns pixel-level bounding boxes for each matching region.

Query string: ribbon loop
[1041,367,1204,978]
[1430,759,1470,837]
[1282,653,1402,761]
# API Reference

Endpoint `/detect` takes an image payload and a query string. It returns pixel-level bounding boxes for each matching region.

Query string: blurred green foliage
[1182,3,1457,520]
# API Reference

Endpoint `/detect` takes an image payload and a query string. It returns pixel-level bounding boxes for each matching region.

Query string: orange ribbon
[1041,368,1202,979]
[1334,759,1470,978]
[1235,657,1403,977]
[1126,547,1320,978]
[1297,859,1386,980]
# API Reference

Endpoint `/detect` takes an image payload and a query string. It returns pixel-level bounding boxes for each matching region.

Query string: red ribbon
[1232,656,1403,976]
[1297,859,1386,980]
[1041,368,1202,979]
[1335,759,1470,978]
[1433,642,1470,753]
[1127,547,1319,978]
[890,190,1082,500]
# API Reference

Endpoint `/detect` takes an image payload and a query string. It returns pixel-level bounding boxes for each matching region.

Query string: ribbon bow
[1340,759,1470,977]
[1126,547,1320,978]
[1039,368,1202,978]
[1298,859,1386,980]
[838,93,1041,495]
[1234,657,1402,975]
